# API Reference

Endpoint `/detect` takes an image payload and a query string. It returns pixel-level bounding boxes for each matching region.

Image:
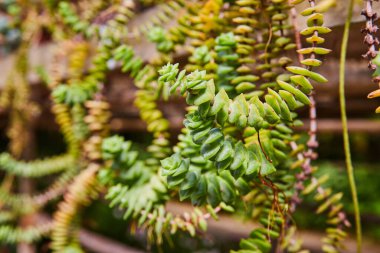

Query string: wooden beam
[79,230,144,253]
[297,119,380,133]
[110,118,380,134]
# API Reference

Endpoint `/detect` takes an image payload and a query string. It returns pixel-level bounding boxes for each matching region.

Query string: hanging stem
[340,0,362,252]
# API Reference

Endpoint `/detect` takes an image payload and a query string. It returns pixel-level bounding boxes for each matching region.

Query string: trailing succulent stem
[363,0,380,113]
[342,0,362,252]
[0,0,367,252]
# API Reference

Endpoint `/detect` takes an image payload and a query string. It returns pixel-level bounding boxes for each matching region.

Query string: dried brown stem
[361,0,379,70]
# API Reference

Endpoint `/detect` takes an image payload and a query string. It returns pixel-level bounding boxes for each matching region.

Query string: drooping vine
[0,0,370,252]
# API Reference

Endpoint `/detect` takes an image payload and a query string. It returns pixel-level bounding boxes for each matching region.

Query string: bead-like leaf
[277,80,311,105]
